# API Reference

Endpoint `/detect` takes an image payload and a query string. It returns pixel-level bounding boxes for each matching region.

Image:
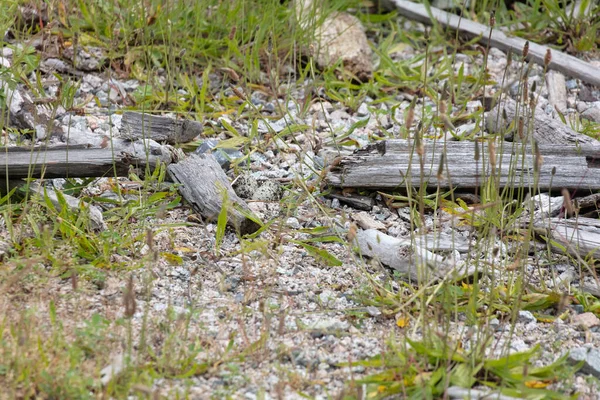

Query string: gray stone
[518,310,536,324]
[581,106,600,123]
[568,347,600,378]
[565,79,578,90]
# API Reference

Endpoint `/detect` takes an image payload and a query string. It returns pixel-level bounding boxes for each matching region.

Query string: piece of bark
[533,217,600,259]
[352,211,386,230]
[546,71,568,114]
[576,192,600,217]
[328,193,374,211]
[487,97,595,144]
[167,154,261,235]
[355,229,473,281]
[0,139,175,179]
[581,282,600,298]
[295,0,373,80]
[386,0,600,87]
[121,112,203,144]
[327,139,600,191]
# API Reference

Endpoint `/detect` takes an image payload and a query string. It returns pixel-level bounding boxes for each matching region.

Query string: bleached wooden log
[326,139,600,190]
[534,217,600,259]
[0,139,174,179]
[167,154,261,235]
[121,112,203,144]
[355,229,473,281]
[487,97,596,145]
[386,0,600,87]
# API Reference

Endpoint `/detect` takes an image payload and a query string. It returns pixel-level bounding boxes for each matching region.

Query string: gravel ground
[2,11,600,399]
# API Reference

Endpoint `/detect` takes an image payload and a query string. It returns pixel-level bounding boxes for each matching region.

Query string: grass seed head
[544,49,552,66]
[523,41,529,58]
[124,275,137,318]
[561,188,574,216]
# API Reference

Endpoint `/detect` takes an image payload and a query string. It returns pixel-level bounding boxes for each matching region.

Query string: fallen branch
[387,0,600,87]
[355,229,474,281]
[167,154,261,235]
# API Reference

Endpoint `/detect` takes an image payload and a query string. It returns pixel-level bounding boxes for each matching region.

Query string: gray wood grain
[535,217,600,259]
[326,139,600,190]
[0,140,173,179]
[388,0,600,87]
[487,97,596,144]
[167,154,261,235]
[122,112,203,144]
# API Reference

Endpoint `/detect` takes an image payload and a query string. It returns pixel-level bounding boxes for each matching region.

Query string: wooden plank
[0,140,173,179]
[121,112,203,144]
[387,0,600,87]
[167,154,261,235]
[326,139,600,191]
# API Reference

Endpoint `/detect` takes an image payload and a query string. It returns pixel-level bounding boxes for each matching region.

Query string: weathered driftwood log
[121,112,203,144]
[0,139,174,179]
[326,139,600,191]
[534,217,600,259]
[487,97,597,145]
[167,154,261,235]
[385,0,600,87]
[355,229,474,281]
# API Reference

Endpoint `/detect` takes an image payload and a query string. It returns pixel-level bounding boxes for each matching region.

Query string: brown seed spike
[506,50,512,67]
[488,141,497,174]
[437,153,445,180]
[490,11,496,28]
[523,41,529,58]
[544,49,552,66]
[561,188,574,216]
[123,275,137,318]
[518,117,524,140]
[534,142,543,173]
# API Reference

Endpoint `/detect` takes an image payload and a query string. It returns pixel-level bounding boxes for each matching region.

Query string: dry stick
[387,0,600,87]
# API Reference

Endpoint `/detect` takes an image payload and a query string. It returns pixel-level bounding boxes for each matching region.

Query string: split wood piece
[295,0,373,80]
[326,139,600,191]
[487,97,597,145]
[355,229,474,281]
[546,71,568,114]
[534,217,600,259]
[328,193,374,211]
[577,192,600,218]
[387,0,600,87]
[0,139,174,179]
[167,153,261,235]
[581,282,600,298]
[121,112,203,144]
